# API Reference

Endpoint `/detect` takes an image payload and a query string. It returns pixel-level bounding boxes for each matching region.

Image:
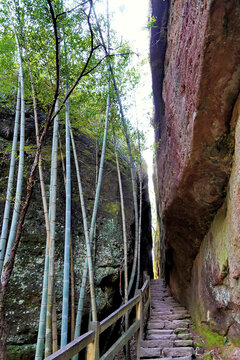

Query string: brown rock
[151,0,240,303]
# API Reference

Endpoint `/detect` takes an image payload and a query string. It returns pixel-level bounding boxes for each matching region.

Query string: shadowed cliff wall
[0,110,153,358]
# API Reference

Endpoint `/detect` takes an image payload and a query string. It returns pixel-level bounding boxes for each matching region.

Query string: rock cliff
[151,0,240,345]
[0,110,152,358]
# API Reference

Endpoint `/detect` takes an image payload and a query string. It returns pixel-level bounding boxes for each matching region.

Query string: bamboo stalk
[59,132,75,342]
[3,38,25,268]
[61,93,71,348]
[25,48,51,254]
[136,128,143,291]
[45,100,59,357]
[66,82,110,358]
[93,6,139,295]
[0,76,20,274]
[35,244,49,360]
[52,286,58,353]
[35,125,56,359]
[23,42,57,358]
[70,234,75,341]
[74,84,111,340]
[114,135,129,359]
[35,116,58,360]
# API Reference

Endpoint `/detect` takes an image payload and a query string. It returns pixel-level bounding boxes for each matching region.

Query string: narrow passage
[140,279,195,360]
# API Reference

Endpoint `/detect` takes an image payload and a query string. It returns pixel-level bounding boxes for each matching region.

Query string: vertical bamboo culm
[3,40,25,268]
[0,76,20,274]
[45,100,59,357]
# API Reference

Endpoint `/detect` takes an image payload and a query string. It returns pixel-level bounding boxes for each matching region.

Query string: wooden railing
[45,275,150,360]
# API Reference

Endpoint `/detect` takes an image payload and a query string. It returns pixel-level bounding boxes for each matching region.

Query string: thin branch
[108,51,138,58]
[47,0,60,100]
[82,54,107,76]
[56,1,89,20]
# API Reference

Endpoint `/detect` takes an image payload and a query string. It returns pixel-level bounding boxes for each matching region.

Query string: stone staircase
[140,279,195,360]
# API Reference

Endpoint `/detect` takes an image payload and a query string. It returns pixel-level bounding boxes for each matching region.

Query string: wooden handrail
[100,294,139,333]
[44,330,95,360]
[45,275,150,360]
[100,320,141,360]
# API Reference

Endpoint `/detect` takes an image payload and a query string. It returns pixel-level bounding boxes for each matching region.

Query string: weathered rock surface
[0,114,152,357]
[151,0,240,302]
[151,0,240,354]
[189,98,240,337]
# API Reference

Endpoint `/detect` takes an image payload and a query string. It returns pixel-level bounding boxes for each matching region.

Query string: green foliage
[7,344,36,360]
[195,325,226,348]
[0,29,18,108]
[0,0,146,165]
[147,16,158,29]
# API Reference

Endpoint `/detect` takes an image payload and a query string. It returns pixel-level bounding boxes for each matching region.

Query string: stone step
[141,357,192,360]
[174,328,189,334]
[147,334,177,341]
[151,302,179,306]
[142,280,194,360]
[164,321,189,330]
[151,305,184,310]
[150,311,173,315]
[141,340,174,348]
[151,306,175,309]
[174,340,193,347]
[177,334,192,340]
[148,322,165,329]
[140,347,162,358]
[148,329,174,335]
[163,347,194,357]
[151,307,175,311]
[149,313,190,321]
[151,298,170,300]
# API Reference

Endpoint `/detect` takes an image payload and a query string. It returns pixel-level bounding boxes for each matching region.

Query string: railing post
[86,321,100,360]
[135,290,143,360]
[143,271,148,282]
[147,275,151,318]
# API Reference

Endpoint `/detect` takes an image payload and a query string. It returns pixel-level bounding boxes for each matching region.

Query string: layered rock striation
[151,0,240,339]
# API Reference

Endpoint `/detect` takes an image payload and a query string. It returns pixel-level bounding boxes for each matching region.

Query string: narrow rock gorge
[151,0,240,355]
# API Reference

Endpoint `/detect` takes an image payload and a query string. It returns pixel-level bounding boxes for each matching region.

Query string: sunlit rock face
[151,0,240,334]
